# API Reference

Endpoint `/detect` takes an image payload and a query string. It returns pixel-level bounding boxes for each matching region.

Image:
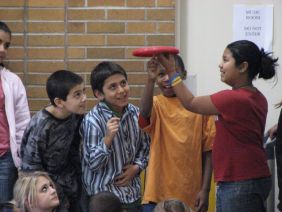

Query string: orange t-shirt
[139,95,215,209]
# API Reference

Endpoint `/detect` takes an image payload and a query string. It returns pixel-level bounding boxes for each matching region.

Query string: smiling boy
[81,61,150,212]
[139,55,215,212]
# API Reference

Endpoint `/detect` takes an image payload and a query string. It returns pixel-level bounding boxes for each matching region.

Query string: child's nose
[117,86,125,93]
[50,187,57,194]
[82,92,87,101]
[218,62,223,68]
[0,44,5,51]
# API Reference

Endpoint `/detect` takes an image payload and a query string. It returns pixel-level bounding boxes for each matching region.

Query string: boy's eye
[158,71,166,78]
[158,69,166,77]
[74,92,81,98]
[74,90,86,99]
[109,85,116,90]
[120,80,127,87]
[159,73,165,77]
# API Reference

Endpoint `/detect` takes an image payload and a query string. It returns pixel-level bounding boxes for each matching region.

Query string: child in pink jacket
[0,21,30,202]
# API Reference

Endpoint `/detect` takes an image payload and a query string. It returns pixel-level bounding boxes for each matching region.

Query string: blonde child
[13,171,59,212]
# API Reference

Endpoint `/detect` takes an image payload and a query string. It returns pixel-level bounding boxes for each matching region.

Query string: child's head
[0,21,12,65]
[89,191,122,212]
[154,199,191,212]
[225,40,277,82]
[13,171,59,212]
[157,54,187,97]
[91,61,129,113]
[46,70,86,114]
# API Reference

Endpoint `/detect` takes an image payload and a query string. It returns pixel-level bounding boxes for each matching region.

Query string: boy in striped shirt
[81,62,150,211]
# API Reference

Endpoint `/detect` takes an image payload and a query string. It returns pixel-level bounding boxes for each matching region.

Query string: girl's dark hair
[275,101,282,109]
[90,61,127,93]
[0,21,12,37]
[227,40,278,81]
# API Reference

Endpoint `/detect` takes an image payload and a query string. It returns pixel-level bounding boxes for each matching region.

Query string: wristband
[168,72,180,86]
[171,76,182,87]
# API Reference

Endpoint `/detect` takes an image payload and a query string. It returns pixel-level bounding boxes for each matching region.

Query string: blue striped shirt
[81,102,150,203]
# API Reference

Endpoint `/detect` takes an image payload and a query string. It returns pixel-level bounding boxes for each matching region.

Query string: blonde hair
[154,199,191,212]
[13,171,55,212]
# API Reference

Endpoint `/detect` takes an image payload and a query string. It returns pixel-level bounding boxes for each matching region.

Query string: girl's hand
[146,56,159,80]
[157,54,176,76]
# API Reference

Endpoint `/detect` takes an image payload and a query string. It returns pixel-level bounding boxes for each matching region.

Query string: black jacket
[276,109,282,211]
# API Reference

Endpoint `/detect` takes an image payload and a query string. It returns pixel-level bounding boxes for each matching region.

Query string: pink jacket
[0,67,30,168]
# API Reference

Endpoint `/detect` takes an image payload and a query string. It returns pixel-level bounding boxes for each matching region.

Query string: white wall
[176,0,282,131]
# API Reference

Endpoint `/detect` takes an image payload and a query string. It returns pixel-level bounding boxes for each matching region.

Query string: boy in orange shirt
[139,55,215,212]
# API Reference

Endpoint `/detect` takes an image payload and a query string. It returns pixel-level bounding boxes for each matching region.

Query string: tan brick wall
[1,0,176,113]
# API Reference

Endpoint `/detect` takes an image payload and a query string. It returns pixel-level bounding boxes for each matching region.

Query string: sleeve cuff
[138,114,150,128]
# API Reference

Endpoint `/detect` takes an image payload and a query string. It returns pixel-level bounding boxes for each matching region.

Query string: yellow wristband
[172,76,181,83]
[172,77,182,86]
[169,72,181,86]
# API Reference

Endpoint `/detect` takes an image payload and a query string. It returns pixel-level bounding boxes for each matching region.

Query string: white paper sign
[233,5,273,52]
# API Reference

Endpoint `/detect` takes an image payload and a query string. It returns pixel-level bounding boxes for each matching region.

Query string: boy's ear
[93,90,104,101]
[53,97,64,108]
[181,70,187,80]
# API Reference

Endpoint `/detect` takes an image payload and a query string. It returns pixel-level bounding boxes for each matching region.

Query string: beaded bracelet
[168,72,180,86]
[171,76,182,87]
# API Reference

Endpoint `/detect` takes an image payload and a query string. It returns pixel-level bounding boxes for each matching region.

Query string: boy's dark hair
[89,191,122,212]
[90,61,127,93]
[174,54,187,79]
[46,70,83,106]
[0,21,12,37]
[174,54,185,72]
[154,199,191,212]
